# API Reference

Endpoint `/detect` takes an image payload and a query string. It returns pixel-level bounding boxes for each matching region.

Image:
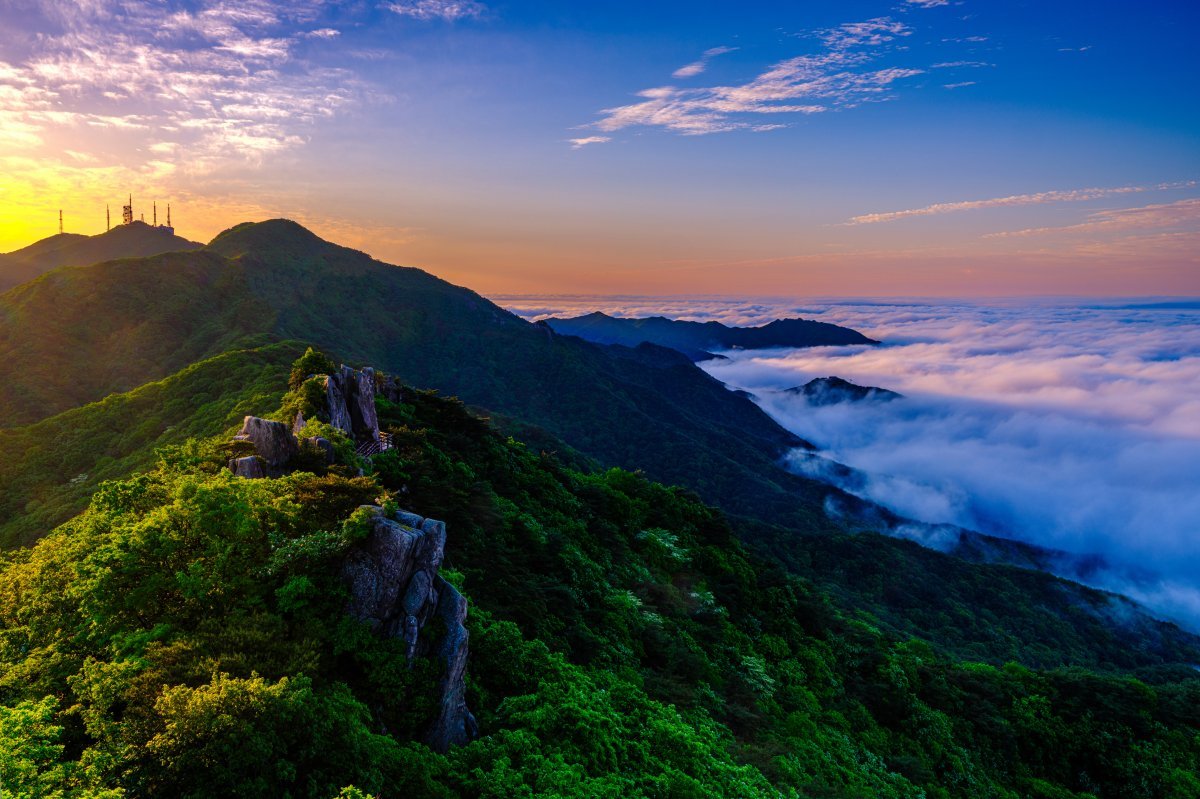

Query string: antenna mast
[59,210,63,235]
[107,205,110,231]
[153,202,157,226]
[166,204,171,228]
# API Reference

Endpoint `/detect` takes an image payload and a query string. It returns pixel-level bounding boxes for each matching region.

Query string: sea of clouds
[500,295,1200,627]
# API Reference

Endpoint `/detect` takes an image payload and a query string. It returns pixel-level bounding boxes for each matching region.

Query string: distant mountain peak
[206,218,352,262]
[783,376,902,405]
[208,218,323,247]
[545,311,877,360]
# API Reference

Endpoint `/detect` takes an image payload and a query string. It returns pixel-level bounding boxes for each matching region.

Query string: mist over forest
[508,296,1200,626]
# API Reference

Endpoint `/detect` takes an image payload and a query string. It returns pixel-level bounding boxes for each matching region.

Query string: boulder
[236,416,299,468]
[228,456,266,479]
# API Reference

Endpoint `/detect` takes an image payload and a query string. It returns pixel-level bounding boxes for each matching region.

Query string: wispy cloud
[672,46,737,79]
[381,1,486,22]
[578,6,969,144]
[986,198,1200,238]
[588,55,918,137]
[943,81,975,89]
[846,181,1198,225]
[906,0,951,7]
[0,0,369,178]
[824,18,910,50]
[569,136,611,149]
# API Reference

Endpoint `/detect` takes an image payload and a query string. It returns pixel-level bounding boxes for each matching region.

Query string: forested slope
[2,356,1197,798]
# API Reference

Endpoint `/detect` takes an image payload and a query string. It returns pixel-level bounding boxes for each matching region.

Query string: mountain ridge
[0,219,834,537]
[546,309,878,360]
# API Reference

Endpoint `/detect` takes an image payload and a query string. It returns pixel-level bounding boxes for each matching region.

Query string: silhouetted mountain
[546,310,877,360]
[783,375,902,405]
[0,220,201,292]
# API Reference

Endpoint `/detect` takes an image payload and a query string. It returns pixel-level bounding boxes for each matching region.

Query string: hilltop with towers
[2,202,200,292]
[110,195,174,235]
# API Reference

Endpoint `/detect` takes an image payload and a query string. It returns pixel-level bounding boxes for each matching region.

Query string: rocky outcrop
[304,436,335,464]
[228,455,266,479]
[426,578,476,751]
[325,365,380,443]
[233,416,299,468]
[342,507,477,753]
[229,417,334,477]
[325,371,354,438]
[228,363,401,479]
[377,374,405,404]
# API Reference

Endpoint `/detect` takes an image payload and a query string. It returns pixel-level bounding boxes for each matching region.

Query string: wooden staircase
[354,431,393,459]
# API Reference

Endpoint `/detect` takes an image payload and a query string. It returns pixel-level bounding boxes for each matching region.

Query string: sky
[504,295,1200,627]
[1,0,1198,295]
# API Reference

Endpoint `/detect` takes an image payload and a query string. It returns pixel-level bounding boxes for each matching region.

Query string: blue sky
[0,0,1197,294]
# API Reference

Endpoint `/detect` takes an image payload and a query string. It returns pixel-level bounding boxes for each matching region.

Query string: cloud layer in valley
[502,295,1200,626]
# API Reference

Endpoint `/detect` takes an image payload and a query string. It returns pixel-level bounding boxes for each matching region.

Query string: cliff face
[319,363,405,444]
[342,506,477,753]
[325,365,381,443]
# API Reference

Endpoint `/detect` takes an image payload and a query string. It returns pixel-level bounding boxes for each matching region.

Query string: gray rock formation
[325,372,354,436]
[378,374,405,404]
[228,456,266,479]
[324,365,381,443]
[426,576,477,751]
[341,507,476,753]
[234,416,299,468]
[304,436,335,464]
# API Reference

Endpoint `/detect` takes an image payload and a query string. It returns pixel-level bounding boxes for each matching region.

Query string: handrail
[355,431,393,459]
